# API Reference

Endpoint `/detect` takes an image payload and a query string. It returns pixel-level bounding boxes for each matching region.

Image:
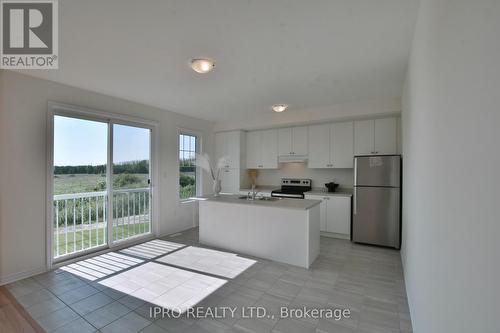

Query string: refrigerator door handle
[353,187,357,215]
[353,158,358,186]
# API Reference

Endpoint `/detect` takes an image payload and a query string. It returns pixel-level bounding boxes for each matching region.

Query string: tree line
[54,160,149,174]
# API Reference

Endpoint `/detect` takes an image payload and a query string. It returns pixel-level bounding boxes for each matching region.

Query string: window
[179,133,198,199]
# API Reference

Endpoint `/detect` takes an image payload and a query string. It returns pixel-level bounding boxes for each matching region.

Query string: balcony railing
[53,188,150,259]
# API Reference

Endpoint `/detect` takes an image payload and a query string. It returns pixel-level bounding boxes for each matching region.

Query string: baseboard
[320,231,350,240]
[0,266,47,286]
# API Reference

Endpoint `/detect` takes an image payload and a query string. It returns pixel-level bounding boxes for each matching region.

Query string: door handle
[353,187,357,215]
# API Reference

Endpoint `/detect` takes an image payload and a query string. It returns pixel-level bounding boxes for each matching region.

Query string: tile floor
[6,228,412,333]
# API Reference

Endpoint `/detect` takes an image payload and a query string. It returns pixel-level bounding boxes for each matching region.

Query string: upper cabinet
[331,122,354,168]
[278,126,308,156]
[246,131,261,169]
[215,131,246,193]
[308,124,331,168]
[246,129,278,169]
[354,117,397,155]
[374,118,397,154]
[239,116,398,171]
[215,131,242,169]
[308,121,353,168]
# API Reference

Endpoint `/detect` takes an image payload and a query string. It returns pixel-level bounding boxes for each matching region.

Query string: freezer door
[353,187,400,248]
[354,155,400,187]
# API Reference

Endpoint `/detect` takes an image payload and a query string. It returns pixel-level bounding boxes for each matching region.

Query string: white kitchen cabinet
[246,131,261,169]
[308,122,353,168]
[354,120,375,156]
[308,124,331,168]
[354,117,397,155]
[278,126,308,156]
[246,129,278,169]
[325,196,351,235]
[292,126,308,155]
[331,122,354,168]
[215,131,241,169]
[318,198,327,231]
[305,194,351,237]
[261,129,278,168]
[278,127,292,156]
[220,168,238,193]
[374,118,397,154]
[215,131,246,194]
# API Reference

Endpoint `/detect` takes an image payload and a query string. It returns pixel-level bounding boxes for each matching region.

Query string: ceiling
[18,0,419,123]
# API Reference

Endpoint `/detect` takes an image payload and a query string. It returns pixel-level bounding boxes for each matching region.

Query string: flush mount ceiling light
[272,104,288,113]
[190,58,215,73]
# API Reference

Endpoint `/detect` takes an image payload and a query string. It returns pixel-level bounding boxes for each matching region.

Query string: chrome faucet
[248,184,259,200]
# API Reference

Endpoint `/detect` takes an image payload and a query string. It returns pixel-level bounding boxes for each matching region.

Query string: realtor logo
[1,0,58,69]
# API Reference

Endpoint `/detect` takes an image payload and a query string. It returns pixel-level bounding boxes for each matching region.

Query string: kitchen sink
[257,197,281,201]
[237,196,281,201]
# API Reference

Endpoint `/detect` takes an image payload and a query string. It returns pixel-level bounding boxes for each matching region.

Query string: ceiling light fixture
[272,104,288,113]
[190,58,215,73]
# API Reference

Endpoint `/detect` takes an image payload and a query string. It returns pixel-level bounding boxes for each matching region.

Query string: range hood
[278,155,308,163]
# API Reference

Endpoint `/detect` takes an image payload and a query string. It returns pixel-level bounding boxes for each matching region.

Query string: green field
[54,173,149,195]
[54,223,150,257]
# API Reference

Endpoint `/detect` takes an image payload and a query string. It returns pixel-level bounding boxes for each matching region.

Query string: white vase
[213,179,222,197]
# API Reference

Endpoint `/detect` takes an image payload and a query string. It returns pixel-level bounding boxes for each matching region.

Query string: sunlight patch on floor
[60,252,144,281]
[156,246,256,279]
[98,262,226,313]
[119,239,185,259]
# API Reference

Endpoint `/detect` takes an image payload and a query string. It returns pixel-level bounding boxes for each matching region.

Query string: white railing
[53,188,150,259]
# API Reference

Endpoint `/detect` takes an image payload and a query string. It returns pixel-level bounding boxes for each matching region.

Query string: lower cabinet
[220,168,239,193]
[305,195,351,238]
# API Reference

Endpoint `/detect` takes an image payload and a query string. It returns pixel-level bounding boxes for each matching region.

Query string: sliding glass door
[52,115,153,261]
[111,124,151,242]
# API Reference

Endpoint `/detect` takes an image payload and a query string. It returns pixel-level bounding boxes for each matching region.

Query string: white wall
[401,1,500,332]
[0,70,214,284]
[214,97,401,131]
[253,163,353,189]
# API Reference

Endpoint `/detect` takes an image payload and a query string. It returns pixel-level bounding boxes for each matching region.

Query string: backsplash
[250,162,354,189]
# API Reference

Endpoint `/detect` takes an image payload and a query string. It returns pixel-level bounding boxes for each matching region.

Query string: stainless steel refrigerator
[352,155,401,249]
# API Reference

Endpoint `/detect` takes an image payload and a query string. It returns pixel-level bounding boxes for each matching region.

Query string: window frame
[178,130,201,202]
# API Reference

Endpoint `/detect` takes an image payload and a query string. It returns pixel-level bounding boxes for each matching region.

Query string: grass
[53,173,149,195]
[53,173,153,258]
[53,222,150,258]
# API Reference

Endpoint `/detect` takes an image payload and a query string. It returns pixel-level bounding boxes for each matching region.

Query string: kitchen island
[198,195,321,268]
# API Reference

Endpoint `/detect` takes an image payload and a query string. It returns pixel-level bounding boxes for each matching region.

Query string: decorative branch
[194,153,229,181]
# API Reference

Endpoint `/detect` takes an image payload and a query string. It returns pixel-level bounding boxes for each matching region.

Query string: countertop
[239,186,353,197]
[197,194,321,210]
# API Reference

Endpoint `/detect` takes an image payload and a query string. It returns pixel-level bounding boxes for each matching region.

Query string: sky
[179,133,197,161]
[54,116,150,166]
